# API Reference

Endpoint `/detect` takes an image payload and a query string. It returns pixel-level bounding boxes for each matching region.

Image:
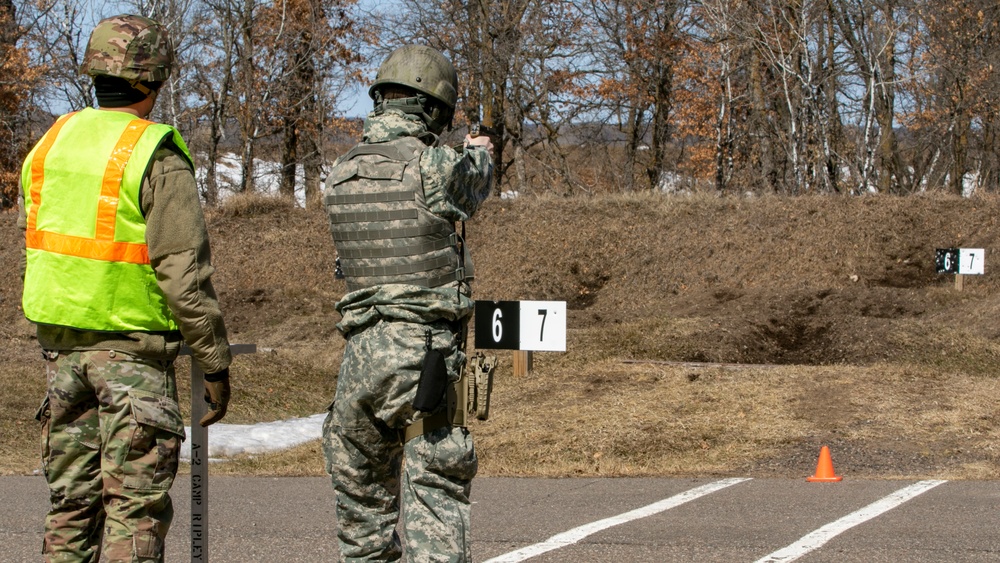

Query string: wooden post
[513,350,533,377]
[955,274,964,291]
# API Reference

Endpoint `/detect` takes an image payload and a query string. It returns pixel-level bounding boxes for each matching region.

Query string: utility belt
[403,338,496,443]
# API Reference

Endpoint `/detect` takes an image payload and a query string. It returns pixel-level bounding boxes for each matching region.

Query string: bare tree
[0,0,40,207]
[907,0,1000,195]
[582,0,690,191]
[374,0,591,194]
[186,0,243,204]
[830,0,903,193]
[12,0,1000,200]
[266,0,362,208]
[21,0,97,113]
[698,0,741,192]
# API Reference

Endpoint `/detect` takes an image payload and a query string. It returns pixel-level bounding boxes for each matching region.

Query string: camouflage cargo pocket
[123,389,184,491]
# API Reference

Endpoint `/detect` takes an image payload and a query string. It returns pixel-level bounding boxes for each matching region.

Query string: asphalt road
[2,474,998,562]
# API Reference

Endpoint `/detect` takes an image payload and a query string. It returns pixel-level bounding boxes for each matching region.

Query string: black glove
[200,368,231,427]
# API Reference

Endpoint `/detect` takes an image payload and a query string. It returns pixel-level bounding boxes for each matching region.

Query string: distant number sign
[936,248,984,275]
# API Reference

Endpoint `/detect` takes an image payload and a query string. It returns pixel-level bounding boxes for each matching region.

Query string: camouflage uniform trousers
[323,319,478,563]
[36,349,185,562]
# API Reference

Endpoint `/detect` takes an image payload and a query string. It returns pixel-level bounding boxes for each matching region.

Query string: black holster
[413,330,448,412]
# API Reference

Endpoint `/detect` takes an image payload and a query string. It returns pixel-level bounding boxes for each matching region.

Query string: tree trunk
[875,0,897,193]
[951,106,969,196]
[0,0,17,194]
[624,106,644,192]
[822,8,841,193]
[240,137,255,193]
[981,112,998,194]
[749,51,775,192]
[648,59,673,191]
[302,128,321,209]
[205,104,222,206]
[279,118,298,200]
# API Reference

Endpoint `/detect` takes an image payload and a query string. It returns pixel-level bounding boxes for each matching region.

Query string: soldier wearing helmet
[322,44,494,561]
[18,14,233,562]
[74,14,174,115]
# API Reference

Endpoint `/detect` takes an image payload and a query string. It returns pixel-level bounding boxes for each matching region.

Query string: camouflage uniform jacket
[19,129,232,374]
[333,109,493,334]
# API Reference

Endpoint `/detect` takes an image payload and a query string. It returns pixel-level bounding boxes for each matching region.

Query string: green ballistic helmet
[369,45,458,112]
[80,14,174,82]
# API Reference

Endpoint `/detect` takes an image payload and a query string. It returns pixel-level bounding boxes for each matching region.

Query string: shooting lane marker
[754,480,946,562]
[936,248,984,291]
[183,343,257,563]
[483,478,751,563]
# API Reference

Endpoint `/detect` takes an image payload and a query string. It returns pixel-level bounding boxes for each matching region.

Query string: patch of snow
[180,414,326,462]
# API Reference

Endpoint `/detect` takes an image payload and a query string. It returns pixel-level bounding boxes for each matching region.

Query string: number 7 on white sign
[519,301,566,352]
[959,248,985,275]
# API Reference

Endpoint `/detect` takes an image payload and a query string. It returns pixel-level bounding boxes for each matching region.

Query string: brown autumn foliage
[905,0,1000,193]
[0,0,39,208]
[256,0,365,208]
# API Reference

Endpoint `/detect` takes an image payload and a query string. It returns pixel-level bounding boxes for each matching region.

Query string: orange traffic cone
[806,445,843,482]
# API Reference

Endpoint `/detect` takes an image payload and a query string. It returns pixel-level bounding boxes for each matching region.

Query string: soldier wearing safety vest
[322,45,494,561]
[17,14,232,563]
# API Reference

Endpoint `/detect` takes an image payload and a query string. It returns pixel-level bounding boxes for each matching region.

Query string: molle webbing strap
[345,268,465,293]
[329,208,418,224]
[324,190,414,206]
[336,233,458,260]
[343,254,455,278]
[328,135,467,291]
[332,224,446,242]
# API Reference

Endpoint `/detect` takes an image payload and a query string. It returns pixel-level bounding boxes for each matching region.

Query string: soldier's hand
[200,368,231,427]
[465,134,494,156]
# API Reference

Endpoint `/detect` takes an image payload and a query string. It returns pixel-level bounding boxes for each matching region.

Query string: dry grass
[198,441,328,477]
[210,191,298,218]
[172,359,1000,481]
[6,192,1000,480]
[0,359,45,475]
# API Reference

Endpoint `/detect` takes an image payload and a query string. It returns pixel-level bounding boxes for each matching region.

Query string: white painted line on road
[483,477,752,563]
[755,479,947,563]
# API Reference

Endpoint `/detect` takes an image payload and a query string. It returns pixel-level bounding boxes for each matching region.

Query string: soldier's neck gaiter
[94,75,155,108]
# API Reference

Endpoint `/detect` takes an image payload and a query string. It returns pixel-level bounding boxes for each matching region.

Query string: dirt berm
[3,192,1000,479]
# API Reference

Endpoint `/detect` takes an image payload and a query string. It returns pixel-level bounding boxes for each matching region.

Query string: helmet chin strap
[142,89,158,118]
[128,79,153,97]
[375,93,452,135]
[130,79,158,118]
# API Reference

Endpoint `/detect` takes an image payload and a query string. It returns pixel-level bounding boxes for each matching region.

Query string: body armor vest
[324,136,470,293]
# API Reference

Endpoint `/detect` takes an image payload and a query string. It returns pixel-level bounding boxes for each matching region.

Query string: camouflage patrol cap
[80,14,174,82]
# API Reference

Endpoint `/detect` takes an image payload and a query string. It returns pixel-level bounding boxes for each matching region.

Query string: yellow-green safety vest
[21,107,193,332]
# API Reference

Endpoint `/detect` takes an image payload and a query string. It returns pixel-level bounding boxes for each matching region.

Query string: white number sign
[518,300,567,352]
[959,248,985,275]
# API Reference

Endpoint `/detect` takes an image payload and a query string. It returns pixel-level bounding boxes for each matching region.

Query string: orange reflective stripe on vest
[26,112,75,233]
[25,114,154,265]
[24,230,150,264]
